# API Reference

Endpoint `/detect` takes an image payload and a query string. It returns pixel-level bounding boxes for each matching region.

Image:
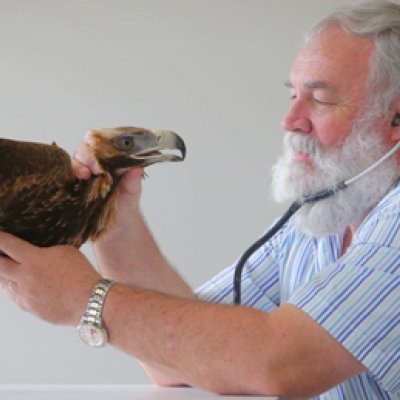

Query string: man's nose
[281,102,312,133]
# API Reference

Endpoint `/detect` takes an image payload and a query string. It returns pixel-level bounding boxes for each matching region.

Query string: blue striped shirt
[195,182,400,399]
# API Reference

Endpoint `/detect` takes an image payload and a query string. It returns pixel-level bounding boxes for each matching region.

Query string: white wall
[0,0,360,384]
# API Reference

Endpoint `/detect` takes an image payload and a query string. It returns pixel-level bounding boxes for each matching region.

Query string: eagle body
[0,138,118,247]
[0,127,185,248]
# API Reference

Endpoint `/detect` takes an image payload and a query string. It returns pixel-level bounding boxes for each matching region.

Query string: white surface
[0,385,278,400]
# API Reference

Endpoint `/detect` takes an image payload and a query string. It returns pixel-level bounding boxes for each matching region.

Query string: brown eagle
[0,127,185,247]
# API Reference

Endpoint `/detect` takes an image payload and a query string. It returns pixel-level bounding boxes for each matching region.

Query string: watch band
[78,278,115,347]
[82,279,115,324]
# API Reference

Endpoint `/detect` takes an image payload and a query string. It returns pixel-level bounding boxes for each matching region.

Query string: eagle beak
[133,130,186,164]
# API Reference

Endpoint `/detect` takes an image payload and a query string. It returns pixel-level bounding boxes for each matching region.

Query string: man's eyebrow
[283,80,331,89]
[304,80,330,89]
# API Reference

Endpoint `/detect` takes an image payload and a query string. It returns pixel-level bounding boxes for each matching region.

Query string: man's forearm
[93,211,193,297]
[103,283,276,395]
[93,210,195,385]
[101,284,365,397]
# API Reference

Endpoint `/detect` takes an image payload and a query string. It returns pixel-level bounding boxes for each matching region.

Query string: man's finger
[0,231,37,263]
[0,254,19,280]
[73,141,102,176]
[71,158,92,180]
[0,276,9,289]
[120,168,144,196]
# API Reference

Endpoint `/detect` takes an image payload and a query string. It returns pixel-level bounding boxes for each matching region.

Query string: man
[0,1,400,398]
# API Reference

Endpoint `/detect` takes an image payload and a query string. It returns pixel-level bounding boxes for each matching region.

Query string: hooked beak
[132,130,186,165]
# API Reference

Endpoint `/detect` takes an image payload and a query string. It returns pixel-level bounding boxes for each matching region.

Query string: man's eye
[313,98,336,106]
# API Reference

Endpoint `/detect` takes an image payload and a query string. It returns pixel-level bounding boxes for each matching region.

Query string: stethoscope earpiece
[392,113,400,127]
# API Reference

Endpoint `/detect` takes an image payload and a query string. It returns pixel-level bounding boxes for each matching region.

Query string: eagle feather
[0,127,185,247]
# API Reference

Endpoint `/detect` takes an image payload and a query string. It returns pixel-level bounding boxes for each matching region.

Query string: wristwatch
[77,279,115,347]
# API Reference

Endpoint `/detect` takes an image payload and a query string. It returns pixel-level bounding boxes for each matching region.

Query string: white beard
[271,122,399,237]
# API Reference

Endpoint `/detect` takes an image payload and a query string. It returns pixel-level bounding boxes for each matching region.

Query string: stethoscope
[233,137,400,305]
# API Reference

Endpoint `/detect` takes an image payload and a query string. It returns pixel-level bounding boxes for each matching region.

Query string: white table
[0,384,278,399]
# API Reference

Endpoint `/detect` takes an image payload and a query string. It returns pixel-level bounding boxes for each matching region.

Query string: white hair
[306,1,400,118]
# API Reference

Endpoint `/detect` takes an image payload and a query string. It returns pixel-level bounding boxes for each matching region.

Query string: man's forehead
[287,27,374,95]
[302,27,372,64]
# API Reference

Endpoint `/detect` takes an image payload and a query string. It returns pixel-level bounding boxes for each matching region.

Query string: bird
[0,126,186,248]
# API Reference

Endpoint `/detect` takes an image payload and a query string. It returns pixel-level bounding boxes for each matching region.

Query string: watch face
[77,323,107,347]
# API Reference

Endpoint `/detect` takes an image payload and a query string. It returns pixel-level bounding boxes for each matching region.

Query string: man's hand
[0,231,100,325]
[72,138,148,275]
[72,138,144,215]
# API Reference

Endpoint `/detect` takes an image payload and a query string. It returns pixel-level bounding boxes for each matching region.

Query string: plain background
[0,0,360,384]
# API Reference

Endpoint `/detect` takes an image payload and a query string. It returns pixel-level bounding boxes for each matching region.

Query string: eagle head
[84,126,186,175]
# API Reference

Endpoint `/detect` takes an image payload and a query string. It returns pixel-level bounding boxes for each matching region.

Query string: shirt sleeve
[195,224,287,312]
[288,209,400,396]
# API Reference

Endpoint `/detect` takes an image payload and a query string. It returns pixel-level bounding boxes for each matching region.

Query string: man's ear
[390,99,400,141]
[391,114,400,141]
[392,113,400,128]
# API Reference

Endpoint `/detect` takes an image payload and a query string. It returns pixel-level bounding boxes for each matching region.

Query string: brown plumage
[0,127,185,247]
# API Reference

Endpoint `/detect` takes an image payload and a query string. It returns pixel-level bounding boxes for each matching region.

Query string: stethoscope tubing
[233,140,400,305]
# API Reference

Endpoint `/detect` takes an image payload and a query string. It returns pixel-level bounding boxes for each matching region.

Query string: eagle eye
[114,135,135,151]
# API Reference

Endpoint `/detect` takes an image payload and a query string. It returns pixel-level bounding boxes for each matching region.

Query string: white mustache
[284,132,321,158]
